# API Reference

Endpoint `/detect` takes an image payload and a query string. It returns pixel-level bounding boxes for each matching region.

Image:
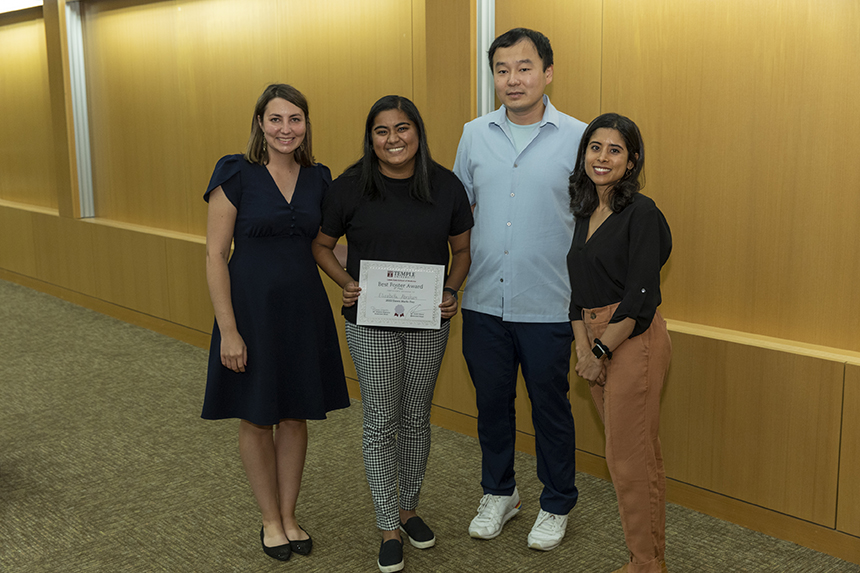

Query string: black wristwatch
[443,287,458,300]
[591,338,613,360]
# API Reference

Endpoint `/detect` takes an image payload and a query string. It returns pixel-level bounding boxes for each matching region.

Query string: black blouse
[567,193,671,338]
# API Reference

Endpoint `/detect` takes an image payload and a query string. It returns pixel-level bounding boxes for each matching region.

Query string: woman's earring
[262,139,267,153]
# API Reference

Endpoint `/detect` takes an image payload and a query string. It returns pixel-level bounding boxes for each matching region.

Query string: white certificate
[357,260,445,329]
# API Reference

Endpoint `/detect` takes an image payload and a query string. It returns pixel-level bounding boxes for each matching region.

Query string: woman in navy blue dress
[202,84,349,561]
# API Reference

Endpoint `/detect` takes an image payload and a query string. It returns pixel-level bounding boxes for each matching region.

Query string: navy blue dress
[201,154,349,424]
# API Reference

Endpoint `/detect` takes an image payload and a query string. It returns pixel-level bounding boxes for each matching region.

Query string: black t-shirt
[320,164,474,324]
[567,193,672,337]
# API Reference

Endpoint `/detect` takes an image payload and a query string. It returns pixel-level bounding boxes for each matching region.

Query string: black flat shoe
[260,526,291,561]
[288,526,313,556]
[400,516,435,549]
[377,538,404,573]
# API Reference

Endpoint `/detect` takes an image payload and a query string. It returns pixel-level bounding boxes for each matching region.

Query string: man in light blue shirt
[453,28,587,552]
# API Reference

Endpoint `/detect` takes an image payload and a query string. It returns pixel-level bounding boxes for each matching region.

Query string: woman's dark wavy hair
[569,113,644,218]
[344,95,434,203]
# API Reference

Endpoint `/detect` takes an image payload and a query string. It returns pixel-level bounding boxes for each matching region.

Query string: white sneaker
[468,487,521,539]
[527,509,569,551]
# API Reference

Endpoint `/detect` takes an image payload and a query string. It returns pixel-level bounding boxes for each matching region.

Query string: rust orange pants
[582,303,672,573]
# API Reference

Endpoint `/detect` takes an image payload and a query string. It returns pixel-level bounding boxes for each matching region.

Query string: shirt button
[641,288,646,293]
[500,278,504,282]
[510,193,515,197]
[504,250,508,254]
[506,222,511,226]
[591,312,597,319]
[514,163,518,168]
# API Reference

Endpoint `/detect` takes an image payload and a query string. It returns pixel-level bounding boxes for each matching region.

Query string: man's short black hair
[488,28,553,71]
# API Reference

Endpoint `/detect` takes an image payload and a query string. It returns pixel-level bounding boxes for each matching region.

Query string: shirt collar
[489,94,558,128]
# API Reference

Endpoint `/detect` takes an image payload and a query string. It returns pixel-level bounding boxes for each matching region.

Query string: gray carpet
[1,278,857,572]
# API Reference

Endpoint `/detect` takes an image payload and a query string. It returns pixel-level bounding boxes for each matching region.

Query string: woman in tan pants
[566,113,672,573]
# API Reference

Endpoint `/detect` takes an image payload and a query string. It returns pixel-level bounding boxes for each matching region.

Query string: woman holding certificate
[566,113,672,573]
[312,95,472,573]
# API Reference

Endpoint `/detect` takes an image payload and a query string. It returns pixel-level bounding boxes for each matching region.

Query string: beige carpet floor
[1,279,857,572]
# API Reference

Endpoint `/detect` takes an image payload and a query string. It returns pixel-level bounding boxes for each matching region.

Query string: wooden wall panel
[496,0,603,123]
[83,0,413,236]
[83,0,189,232]
[0,10,57,209]
[601,0,860,351]
[88,224,171,320]
[660,330,843,526]
[423,0,472,169]
[837,363,860,535]
[163,234,211,333]
[0,206,39,277]
[32,212,97,295]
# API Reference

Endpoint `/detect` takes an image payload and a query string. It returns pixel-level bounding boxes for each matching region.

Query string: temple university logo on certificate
[358,261,445,329]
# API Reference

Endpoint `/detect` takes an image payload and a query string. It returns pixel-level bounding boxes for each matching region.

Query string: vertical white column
[65,0,94,218]
[476,0,495,117]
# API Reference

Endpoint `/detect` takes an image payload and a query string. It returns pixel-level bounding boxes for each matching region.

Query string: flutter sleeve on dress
[318,163,333,189]
[203,154,245,207]
[610,199,672,337]
[310,163,334,210]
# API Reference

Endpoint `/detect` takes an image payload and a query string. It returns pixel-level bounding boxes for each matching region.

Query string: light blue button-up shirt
[453,96,587,323]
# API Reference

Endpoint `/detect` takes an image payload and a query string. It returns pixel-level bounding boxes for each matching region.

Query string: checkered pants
[345,322,450,530]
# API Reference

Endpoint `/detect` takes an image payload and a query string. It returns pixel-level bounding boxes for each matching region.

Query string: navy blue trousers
[462,309,579,515]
